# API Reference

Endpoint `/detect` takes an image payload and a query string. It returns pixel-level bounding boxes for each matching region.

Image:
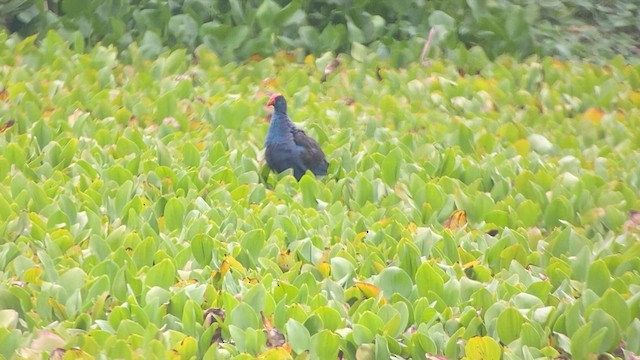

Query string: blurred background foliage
[1,0,639,66]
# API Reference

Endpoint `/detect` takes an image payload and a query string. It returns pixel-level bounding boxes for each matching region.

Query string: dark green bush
[1,0,638,65]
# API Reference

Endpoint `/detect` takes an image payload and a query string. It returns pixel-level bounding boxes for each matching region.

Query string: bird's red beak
[267,93,282,106]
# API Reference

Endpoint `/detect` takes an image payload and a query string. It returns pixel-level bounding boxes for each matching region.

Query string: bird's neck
[265,111,294,144]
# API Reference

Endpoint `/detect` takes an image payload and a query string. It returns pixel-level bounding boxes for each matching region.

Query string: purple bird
[264,93,329,180]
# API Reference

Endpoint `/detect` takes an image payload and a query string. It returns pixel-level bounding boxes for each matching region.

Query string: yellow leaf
[258,346,293,360]
[224,254,246,273]
[629,91,640,105]
[372,260,386,273]
[261,77,279,88]
[462,260,481,270]
[277,249,294,272]
[175,279,199,288]
[356,282,381,298]
[583,107,604,123]
[354,231,368,242]
[23,267,43,285]
[444,210,467,231]
[48,298,67,320]
[551,59,565,69]
[512,138,530,156]
[304,54,315,67]
[318,261,331,278]
[464,336,501,360]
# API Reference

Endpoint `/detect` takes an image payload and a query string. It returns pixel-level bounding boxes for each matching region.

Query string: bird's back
[265,94,328,180]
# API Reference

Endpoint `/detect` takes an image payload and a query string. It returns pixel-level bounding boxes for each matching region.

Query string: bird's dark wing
[292,128,329,176]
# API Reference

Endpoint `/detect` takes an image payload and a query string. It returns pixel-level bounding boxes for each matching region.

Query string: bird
[264,93,329,181]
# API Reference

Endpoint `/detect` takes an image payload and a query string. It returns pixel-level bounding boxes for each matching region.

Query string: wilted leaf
[444,210,467,231]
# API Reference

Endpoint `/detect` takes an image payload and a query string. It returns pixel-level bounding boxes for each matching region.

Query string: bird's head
[267,93,287,113]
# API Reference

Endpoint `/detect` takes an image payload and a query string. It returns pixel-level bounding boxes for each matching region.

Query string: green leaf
[256,0,281,30]
[230,303,259,329]
[347,17,364,43]
[570,322,593,359]
[351,41,368,62]
[381,148,402,186]
[627,319,640,354]
[168,14,199,48]
[516,200,542,227]
[286,319,311,354]
[588,309,621,353]
[310,330,340,359]
[355,176,374,206]
[5,143,26,168]
[243,284,267,315]
[586,259,610,296]
[182,300,202,337]
[374,335,390,360]
[397,239,420,279]
[191,234,213,266]
[182,142,200,167]
[496,307,525,344]
[300,174,318,207]
[597,289,630,328]
[164,198,185,232]
[313,306,343,331]
[140,31,163,59]
[377,266,412,299]
[429,10,455,30]
[352,323,374,345]
[115,137,139,158]
[519,322,545,348]
[415,262,444,298]
[145,258,177,289]
[543,196,573,227]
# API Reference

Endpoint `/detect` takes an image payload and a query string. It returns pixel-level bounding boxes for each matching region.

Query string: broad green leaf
[286,319,311,354]
[145,258,177,289]
[374,334,390,360]
[377,266,413,299]
[168,14,198,48]
[596,289,630,328]
[182,142,200,167]
[240,229,266,264]
[230,303,259,330]
[313,306,343,331]
[543,196,573,227]
[164,198,185,232]
[243,284,267,315]
[570,322,593,359]
[352,323,374,345]
[191,234,213,266]
[586,259,610,296]
[256,0,281,29]
[310,330,340,360]
[496,307,525,344]
[415,262,444,298]
[588,309,621,353]
[381,148,402,186]
[299,174,318,207]
[516,200,542,227]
